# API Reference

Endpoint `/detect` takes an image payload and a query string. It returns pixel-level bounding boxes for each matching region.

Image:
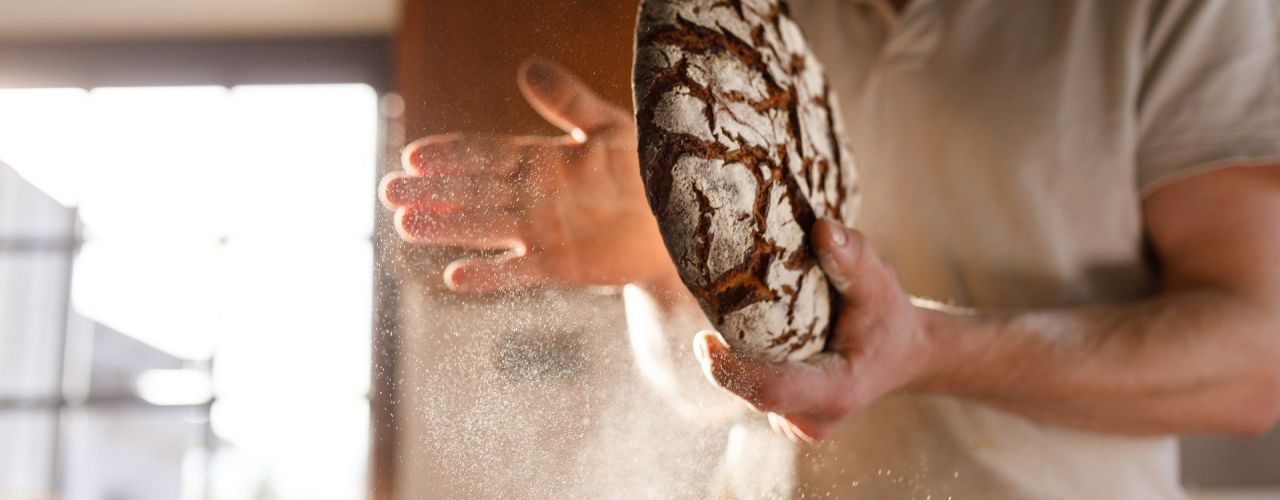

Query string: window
[0,83,379,500]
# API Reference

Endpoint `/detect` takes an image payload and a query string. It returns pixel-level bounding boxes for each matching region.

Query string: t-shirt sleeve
[1137,0,1280,194]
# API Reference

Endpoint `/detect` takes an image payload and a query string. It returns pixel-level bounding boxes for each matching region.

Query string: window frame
[0,35,395,500]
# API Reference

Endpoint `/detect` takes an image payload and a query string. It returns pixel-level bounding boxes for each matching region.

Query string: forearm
[920,288,1280,436]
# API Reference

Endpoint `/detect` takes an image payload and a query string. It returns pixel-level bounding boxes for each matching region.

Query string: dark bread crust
[634,0,857,362]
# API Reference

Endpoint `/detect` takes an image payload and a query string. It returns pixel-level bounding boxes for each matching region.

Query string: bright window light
[135,369,214,406]
[72,240,224,360]
[225,84,378,239]
[0,83,378,500]
[78,86,233,240]
[0,88,90,206]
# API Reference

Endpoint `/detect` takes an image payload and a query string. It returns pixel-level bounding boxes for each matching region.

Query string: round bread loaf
[633,0,858,362]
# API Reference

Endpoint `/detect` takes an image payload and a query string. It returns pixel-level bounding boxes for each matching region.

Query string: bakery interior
[1,1,1279,499]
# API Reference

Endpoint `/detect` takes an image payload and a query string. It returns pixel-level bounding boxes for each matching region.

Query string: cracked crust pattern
[634,0,858,362]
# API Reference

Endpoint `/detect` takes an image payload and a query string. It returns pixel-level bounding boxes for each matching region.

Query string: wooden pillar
[396,0,637,139]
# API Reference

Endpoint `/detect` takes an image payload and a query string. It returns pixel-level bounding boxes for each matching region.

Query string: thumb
[812,219,883,304]
[518,58,626,140]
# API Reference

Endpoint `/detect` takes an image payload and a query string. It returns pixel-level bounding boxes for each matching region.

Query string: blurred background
[0,2,391,499]
[0,1,1276,500]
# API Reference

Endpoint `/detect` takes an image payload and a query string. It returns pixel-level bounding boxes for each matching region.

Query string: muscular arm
[698,165,1280,440]
[924,165,1280,436]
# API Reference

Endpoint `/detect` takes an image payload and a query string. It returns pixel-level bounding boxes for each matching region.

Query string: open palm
[379,59,676,292]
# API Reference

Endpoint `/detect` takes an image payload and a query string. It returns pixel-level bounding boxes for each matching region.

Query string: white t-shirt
[716,1,1280,498]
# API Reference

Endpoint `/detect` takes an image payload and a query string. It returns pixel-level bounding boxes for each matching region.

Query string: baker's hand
[380,59,675,292]
[692,219,936,442]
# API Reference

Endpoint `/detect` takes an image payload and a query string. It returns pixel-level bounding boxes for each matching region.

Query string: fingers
[395,207,522,249]
[693,331,850,416]
[402,134,560,178]
[774,413,841,443]
[767,412,806,443]
[388,135,563,251]
[770,412,831,444]
[518,58,628,138]
[400,133,466,176]
[812,218,884,304]
[444,254,544,292]
[380,172,515,210]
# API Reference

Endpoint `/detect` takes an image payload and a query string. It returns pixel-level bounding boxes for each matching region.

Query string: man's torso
[717,1,1198,498]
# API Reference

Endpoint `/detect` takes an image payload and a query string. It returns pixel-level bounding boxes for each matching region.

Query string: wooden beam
[396,0,636,138]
